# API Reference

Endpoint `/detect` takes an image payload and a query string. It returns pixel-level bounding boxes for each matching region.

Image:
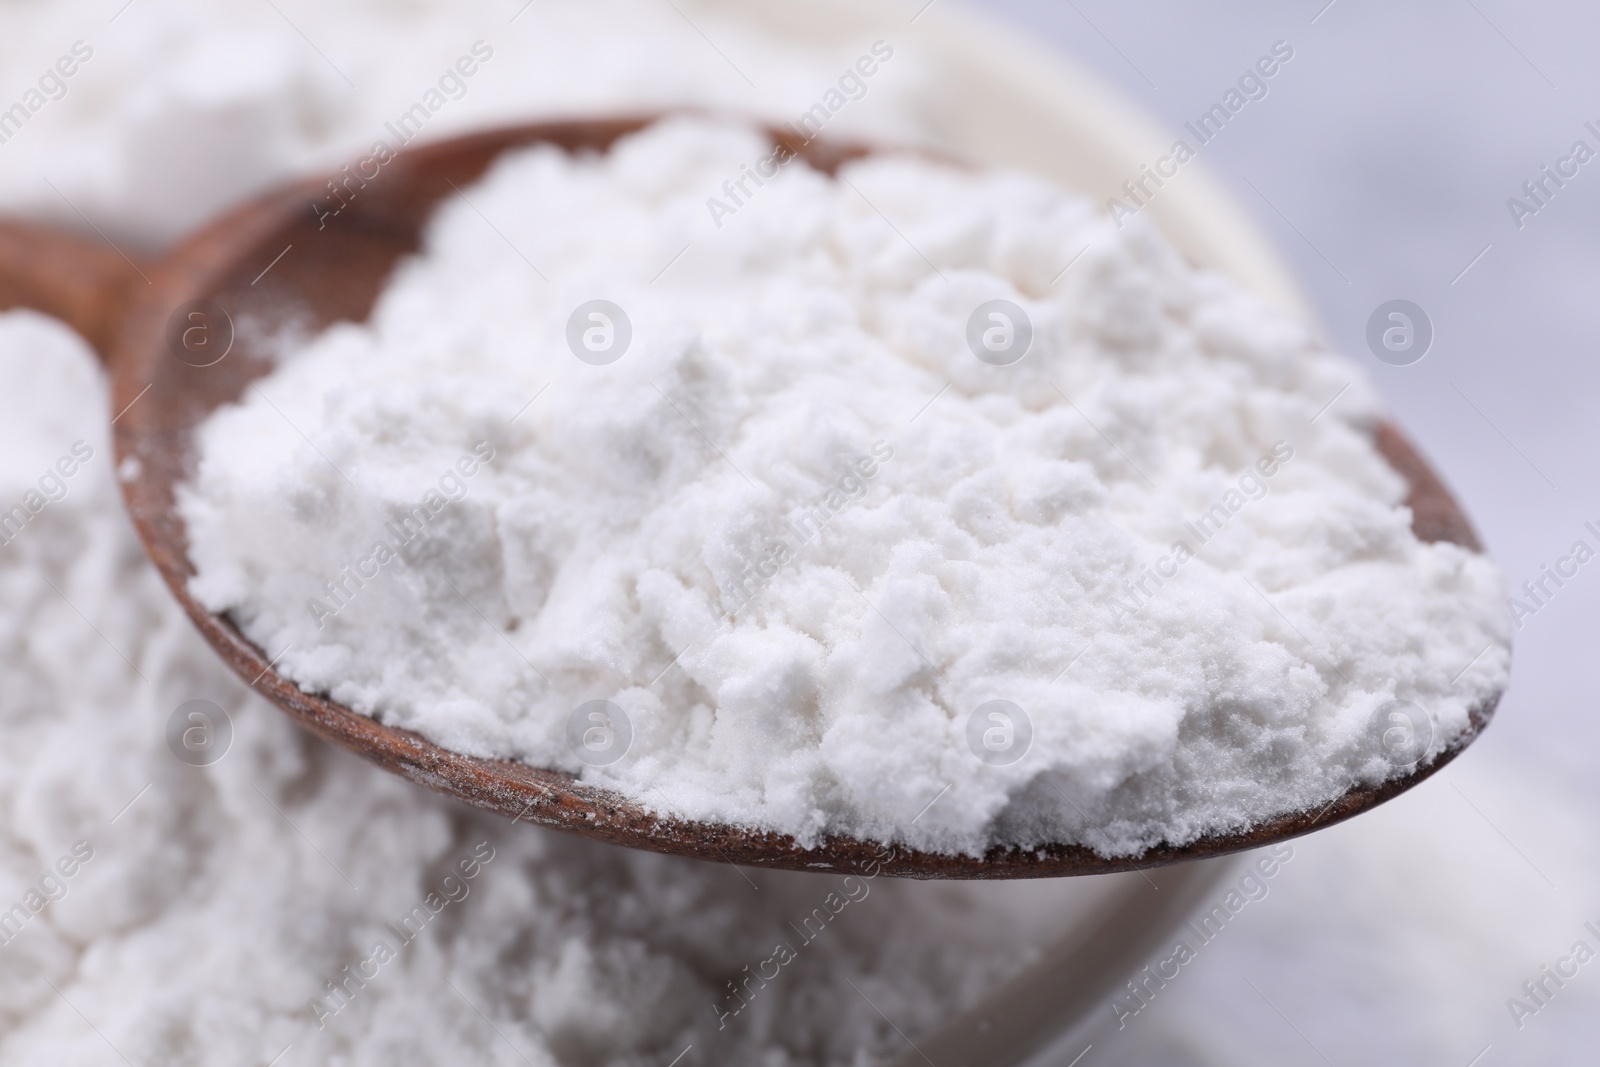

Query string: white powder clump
[179,116,1509,858]
[0,308,1110,1065]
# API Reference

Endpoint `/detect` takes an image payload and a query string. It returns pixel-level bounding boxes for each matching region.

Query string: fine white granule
[179,116,1511,857]
[0,308,1111,1066]
[0,6,1125,1060]
[0,0,928,248]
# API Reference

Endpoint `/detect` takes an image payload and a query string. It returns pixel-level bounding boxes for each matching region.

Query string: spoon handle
[0,219,147,361]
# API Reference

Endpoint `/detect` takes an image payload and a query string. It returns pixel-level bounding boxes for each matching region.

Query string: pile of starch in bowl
[179,116,1510,858]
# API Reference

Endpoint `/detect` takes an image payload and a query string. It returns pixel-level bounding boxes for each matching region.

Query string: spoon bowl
[0,116,1498,878]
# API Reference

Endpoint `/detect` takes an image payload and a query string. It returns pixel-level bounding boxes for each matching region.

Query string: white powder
[0,0,1530,1058]
[0,0,929,248]
[179,116,1511,858]
[0,3,1135,1061]
[0,307,1120,1064]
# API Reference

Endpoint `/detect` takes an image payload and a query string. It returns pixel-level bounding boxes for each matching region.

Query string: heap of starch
[180,117,1510,857]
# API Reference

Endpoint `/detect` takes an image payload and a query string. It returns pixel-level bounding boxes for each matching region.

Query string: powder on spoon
[0,307,1116,1065]
[178,115,1511,858]
[0,4,1134,1059]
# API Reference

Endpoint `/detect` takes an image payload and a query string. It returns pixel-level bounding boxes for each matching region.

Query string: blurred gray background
[962,1,1599,1064]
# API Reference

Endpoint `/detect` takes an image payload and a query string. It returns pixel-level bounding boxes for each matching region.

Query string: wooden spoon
[0,116,1499,879]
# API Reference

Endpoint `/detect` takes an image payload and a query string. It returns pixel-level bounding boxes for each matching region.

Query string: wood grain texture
[79,117,1499,878]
